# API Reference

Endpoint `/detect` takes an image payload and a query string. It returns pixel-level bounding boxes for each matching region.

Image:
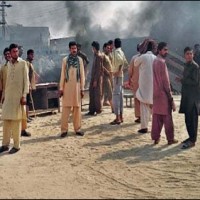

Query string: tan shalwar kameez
[21,60,37,130]
[60,56,85,133]
[102,53,113,101]
[1,58,29,149]
[129,54,140,118]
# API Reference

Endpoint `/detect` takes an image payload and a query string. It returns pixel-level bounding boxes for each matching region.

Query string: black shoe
[0,146,9,153]
[181,140,195,149]
[138,128,148,133]
[85,112,97,116]
[9,147,20,154]
[76,131,84,136]
[154,139,160,145]
[181,138,190,144]
[110,119,121,125]
[61,132,68,138]
[135,118,141,123]
[21,130,31,137]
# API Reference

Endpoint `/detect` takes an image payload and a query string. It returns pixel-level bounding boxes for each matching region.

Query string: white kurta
[134,51,156,104]
[2,58,29,120]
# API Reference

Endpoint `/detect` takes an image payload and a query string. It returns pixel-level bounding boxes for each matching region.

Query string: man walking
[59,41,85,137]
[151,42,178,145]
[178,47,200,149]
[0,43,29,154]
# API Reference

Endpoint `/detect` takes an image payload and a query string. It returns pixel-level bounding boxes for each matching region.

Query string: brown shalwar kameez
[88,52,103,114]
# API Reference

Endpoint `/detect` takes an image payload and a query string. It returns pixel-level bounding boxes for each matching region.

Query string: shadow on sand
[97,142,185,164]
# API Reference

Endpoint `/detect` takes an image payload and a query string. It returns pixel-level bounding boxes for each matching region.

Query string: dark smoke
[106,1,200,55]
[65,1,112,56]
[5,1,200,81]
[150,1,200,53]
[114,1,200,54]
[126,1,162,37]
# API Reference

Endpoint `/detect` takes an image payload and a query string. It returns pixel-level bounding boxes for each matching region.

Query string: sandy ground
[0,95,200,199]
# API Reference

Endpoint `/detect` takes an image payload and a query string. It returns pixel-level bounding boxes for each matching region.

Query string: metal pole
[0,1,12,40]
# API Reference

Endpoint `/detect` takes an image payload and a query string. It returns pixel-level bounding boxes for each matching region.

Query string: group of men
[59,38,129,139]
[0,44,37,154]
[0,37,199,154]
[86,38,129,126]
[129,39,200,149]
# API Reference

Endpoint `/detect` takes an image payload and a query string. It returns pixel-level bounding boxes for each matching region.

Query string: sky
[5,1,141,39]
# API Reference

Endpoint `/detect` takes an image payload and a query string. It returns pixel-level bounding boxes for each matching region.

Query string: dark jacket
[179,61,200,114]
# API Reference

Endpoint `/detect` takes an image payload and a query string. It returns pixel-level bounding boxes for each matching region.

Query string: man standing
[0,48,31,138]
[151,42,178,145]
[59,41,85,137]
[0,43,29,154]
[26,49,37,119]
[110,38,129,125]
[108,40,114,53]
[134,39,157,133]
[77,43,89,88]
[128,44,141,123]
[102,43,114,112]
[108,40,114,62]
[21,49,37,137]
[86,41,103,116]
[0,48,11,103]
[178,47,200,149]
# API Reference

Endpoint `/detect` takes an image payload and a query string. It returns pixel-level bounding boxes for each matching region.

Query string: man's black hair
[158,42,167,51]
[9,43,19,51]
[108,40,113,45]
[184,46,193,54]
[3,47,10,55]
[103,42,109,49]
[27,49,34,55]
[91,41,100,51]
[69,41,77,48]
[114,38,121,48]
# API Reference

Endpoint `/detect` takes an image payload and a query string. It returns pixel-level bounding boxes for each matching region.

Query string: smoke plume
[111,1,200,54]
[65,1,111,56]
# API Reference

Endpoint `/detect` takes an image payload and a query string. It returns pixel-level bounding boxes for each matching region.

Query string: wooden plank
[29,109,58,117]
